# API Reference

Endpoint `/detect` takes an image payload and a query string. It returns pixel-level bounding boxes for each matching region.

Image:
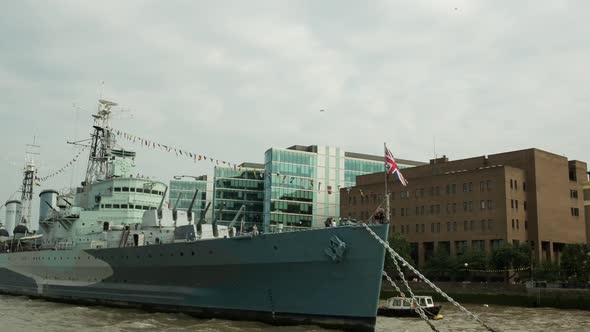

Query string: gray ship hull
[0,225,387,331]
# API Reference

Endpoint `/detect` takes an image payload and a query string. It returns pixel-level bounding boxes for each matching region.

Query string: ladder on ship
[119,227,130,248]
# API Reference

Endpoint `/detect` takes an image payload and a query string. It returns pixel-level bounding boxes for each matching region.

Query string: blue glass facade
[212,166,265,229]
[169,178,209,218]
[262,145,418,230]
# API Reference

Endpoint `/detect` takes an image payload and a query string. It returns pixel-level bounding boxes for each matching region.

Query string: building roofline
[344,151,426,166]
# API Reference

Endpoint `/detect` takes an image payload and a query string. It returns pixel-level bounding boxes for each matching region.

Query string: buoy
[433,314,444,320]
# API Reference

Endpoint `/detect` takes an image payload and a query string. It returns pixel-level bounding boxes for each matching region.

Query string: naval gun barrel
[157,186,168,225]
[212,203,225,238]
[196,201,211,237]
[186,189,199,224]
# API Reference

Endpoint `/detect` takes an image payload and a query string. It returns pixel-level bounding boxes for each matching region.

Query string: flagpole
[384,142,390,223]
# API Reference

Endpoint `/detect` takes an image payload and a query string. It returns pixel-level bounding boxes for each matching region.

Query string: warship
[0,100,388,331]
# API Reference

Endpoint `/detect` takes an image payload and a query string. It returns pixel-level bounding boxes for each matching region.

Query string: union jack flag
[385,146,408,186]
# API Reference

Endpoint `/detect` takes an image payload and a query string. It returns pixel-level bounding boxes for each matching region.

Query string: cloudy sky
[1,1,589,224]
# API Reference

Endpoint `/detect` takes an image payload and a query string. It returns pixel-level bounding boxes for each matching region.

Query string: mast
[84,99,117,187]
[20,138,40,230]
[384,142,390,223]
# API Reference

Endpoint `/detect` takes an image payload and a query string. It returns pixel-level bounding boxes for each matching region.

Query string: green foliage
[423,248,458,280]
[490,243,532,270]
[560,243,590,283]
[384,232,414,274]
[533,261,561,282]
[456,249,488,271]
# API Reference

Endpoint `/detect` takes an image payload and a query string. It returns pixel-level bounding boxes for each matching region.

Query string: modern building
[263,145,425,230]
[341,148,588,266]
[168,175,212,221]
[212,163,265,229]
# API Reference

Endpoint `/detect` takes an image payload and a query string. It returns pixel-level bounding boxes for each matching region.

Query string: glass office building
[263,145,424,230]
[212,163,265,230]
[168,175,212,220]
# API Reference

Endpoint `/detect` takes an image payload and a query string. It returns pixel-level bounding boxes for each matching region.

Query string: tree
[456,249,488,281]
[423,249,458,281]
[560,243,590,283]
[490,243,532,282]
[384,232,414,275]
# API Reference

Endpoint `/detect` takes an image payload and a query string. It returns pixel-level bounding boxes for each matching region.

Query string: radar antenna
[84,99,117,187]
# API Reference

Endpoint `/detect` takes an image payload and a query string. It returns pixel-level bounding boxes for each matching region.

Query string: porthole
[180,252,184,256]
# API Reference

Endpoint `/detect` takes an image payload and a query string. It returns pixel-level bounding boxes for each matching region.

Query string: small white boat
[378,296,443,319]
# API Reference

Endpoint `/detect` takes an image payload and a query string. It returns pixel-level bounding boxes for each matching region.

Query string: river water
[1,294,588,332]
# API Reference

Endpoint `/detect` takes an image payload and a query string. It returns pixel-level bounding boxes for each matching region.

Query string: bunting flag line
[37,147,88,183]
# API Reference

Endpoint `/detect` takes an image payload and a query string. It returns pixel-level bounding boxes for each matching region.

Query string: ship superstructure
[0,100,388,332]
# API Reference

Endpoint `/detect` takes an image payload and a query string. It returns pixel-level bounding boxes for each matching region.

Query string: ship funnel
[4,200,22,236]
[39,190,59,221]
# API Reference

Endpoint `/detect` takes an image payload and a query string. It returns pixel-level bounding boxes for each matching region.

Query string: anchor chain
[389,250,440,331]
[364,223,498,332]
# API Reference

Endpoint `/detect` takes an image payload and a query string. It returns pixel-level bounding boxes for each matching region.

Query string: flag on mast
[385,146,408,186]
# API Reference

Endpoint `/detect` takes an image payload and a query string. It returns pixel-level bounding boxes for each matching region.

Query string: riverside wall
[381,282,590,310]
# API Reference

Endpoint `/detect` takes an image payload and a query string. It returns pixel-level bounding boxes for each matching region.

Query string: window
[463,183,468,192]
[114,187,121,192]
[420,205,425,215]
[464,220,468,231]
[570,190,579,199]
[447,222,451,232]
[431,223,435,232]
[122,187,129,192]
[487,200,493,210]
[571,208,580,216]
[446,204,451,213]
[480,181,485,192]
[463,201,468,212]
[486,180,493,191]
[480,200,486,210]
[488,219,493,230]
[514,181,518,190]
[523,182,527,191]
[416,206,420,215]
[120,204,128,209]
[468,182,473,192]
[452,203,457,213]
[436,223,441,233]
[453,221,457,231]
[452,184,456,194]
[415,224,419,232]
[516,219,519,229]
[113,204,120,208]
[470,220,474,231]
[524,201,527,211]
[446,184,450,195]
[401,208,405,217]
[481,220,486,231]
[512,219,515,229]
[130,188,136,192]
[511,199,514,208]
[510,179,513,189]
[468,201,473,211]
[525,220,528,230]
[515,200,518,209]
[105,204,112,208]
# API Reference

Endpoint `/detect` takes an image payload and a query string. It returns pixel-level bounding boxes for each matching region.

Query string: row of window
[395,180,495,201]
[100,204,156,210]
[509,179,527,191]
[112,187,164,195]
[391,200,495,217]
[395,219,495,233]
[570,190,579,199]
[511,219,527,230]
[571,208,580,217]
[510,199,526,210]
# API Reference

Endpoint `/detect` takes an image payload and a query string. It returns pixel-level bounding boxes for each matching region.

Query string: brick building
[584,179,590,243]
[340,148,588,266]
